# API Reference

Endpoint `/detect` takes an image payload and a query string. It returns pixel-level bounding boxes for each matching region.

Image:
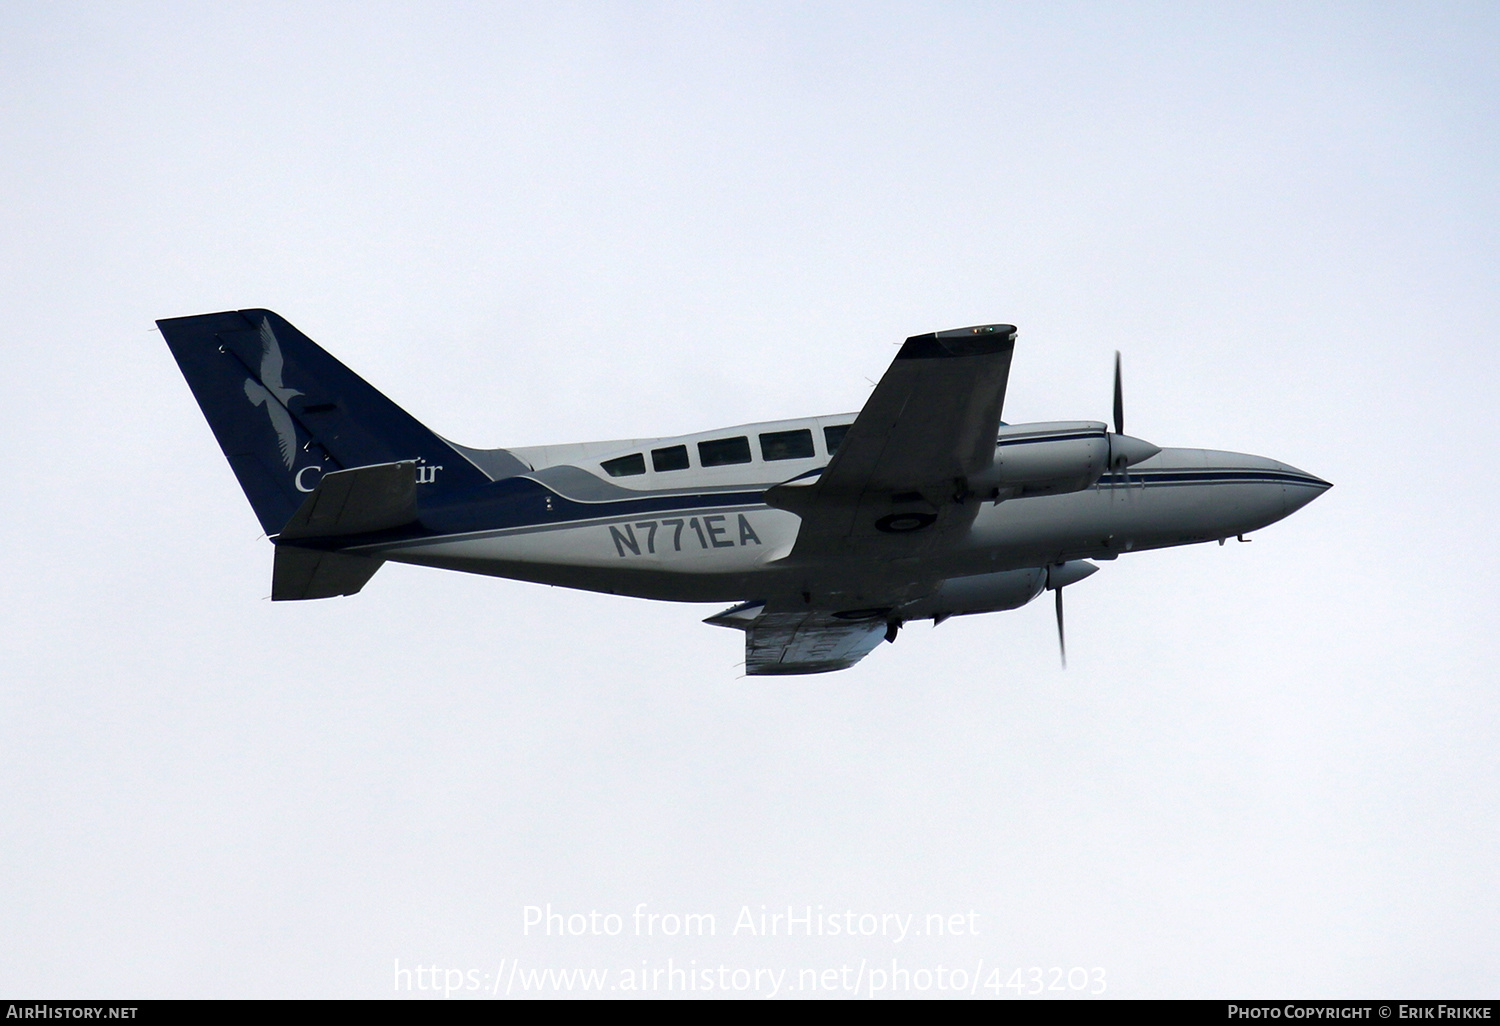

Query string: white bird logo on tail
[243,317,304,470]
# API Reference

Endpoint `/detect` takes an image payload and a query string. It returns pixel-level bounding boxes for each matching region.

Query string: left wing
[706,602,888,675]
[766,324,1016,564]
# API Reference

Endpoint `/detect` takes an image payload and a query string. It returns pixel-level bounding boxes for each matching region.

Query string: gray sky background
[2,1,1496,998]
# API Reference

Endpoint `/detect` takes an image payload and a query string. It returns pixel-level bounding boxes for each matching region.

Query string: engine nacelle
[901,560,1100,622]
[966,422,1161,498]
[904,568,1046,620]
[989,421,1108,496]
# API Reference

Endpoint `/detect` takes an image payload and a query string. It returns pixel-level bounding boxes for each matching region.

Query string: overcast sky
[2,1,1497,999]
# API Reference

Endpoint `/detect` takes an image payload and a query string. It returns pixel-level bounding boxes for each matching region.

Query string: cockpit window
[759,429,814,461]
[601,453,646,477]
[823,424,852,455]
[651,445,690,472]
[698,436,752,467]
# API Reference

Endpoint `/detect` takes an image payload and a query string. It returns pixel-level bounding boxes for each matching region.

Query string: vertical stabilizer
[159,309,488,533]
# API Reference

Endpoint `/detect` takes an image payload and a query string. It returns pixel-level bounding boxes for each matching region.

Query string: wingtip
[898,324,1016,360]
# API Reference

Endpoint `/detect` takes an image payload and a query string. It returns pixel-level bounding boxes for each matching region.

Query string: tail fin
[159,309,489,534]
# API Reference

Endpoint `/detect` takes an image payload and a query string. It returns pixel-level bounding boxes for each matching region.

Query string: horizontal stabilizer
[278,461,418,540]
[270,461,418,600]
[272,546,383,601]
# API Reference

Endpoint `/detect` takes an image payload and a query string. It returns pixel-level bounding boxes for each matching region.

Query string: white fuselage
[360,414,1328,609]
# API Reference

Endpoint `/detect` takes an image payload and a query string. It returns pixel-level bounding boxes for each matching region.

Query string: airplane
[159,310,1330,674]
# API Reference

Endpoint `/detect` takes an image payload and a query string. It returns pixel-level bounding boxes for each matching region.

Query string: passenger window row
[600,425,851,478]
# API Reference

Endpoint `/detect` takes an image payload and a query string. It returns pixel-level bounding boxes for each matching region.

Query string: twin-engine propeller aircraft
[160,310,1328,674]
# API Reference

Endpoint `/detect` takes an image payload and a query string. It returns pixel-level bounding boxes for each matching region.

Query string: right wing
[766,324,1016,565]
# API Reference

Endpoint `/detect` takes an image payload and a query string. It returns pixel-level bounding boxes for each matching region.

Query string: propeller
[1106,351,1160,490]
[1113,350,1124,436]
[1046,562,1098,669]
[1110,351,1130,489]
[1054,585,1067,669]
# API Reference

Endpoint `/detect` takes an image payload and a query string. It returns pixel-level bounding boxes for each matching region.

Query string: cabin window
[823,424,852,455]
[651,444,690,472]
[698,436,752,467]
[601,453,646,477]
[759,428,814,461]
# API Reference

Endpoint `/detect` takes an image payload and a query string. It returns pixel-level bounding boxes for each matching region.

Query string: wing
[706,602,888,675]
[767,324,1016,564]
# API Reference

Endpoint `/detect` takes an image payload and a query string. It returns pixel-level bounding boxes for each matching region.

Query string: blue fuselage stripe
[336,467,1323,548]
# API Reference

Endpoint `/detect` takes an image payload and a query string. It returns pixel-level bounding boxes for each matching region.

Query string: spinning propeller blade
[1104,350,1162,489]
[1112,350,1124,437]
[1111,351,1128,488]
[1055,586,1067,669]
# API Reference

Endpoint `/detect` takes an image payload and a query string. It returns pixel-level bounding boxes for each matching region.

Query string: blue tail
[159,309,490,534]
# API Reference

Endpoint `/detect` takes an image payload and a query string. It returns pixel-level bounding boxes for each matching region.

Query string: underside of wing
[706,602,889,675]
[766,324,1016,567]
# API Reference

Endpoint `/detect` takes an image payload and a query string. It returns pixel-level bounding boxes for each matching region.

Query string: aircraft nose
[1278,461,1332,514]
